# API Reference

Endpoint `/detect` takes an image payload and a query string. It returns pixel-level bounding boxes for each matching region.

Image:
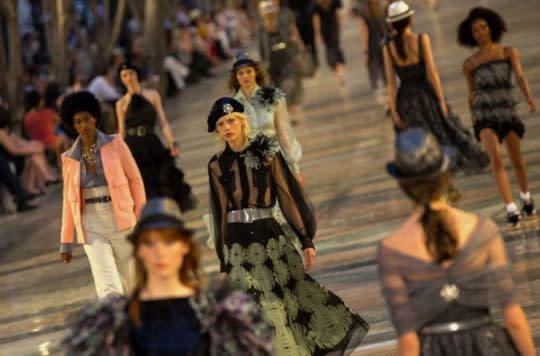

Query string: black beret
[59,91,101,132]
[207,97,244,132]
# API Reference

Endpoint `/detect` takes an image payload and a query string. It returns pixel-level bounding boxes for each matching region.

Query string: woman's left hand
[170,145,180,157]
[303,248,317,272]
[528,98,537,113]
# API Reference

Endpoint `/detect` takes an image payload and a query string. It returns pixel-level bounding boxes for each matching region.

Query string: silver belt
[420,316,492,335]
[126,126,148,136]
[227,208,272,223]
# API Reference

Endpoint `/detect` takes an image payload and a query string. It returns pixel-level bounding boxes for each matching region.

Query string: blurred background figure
[258,1,304,113]
[313,0,347,86]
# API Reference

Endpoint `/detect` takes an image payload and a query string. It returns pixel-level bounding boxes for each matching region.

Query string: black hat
[231,52,257,72]
[59,91,101,132]
[387,128,450,181]
[117,62,141,79]
[128,198,193,243]
[207,97,244,132]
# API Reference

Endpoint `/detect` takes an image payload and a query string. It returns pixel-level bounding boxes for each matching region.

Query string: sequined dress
[208,135,368,355]
[389,34,489,173]
[471,56,525,142]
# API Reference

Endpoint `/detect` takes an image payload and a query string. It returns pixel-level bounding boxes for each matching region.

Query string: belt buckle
[242,209,254,223]
[137,126,147,136]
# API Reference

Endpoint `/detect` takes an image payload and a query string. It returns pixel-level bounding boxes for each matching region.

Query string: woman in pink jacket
[59,91,146,300]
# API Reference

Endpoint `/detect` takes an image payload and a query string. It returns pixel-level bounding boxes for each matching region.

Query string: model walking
[313,0,347,86]
[379,128,536,355]
[459,7,537,226]
[59,91,146,299]
[207,97,368,355]
[356,0,388,99]
[383,1,489,174]
[115,63,196,212]
[63,198,273,355]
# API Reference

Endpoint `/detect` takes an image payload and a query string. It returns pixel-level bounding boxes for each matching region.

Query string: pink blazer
[60,133,146,245]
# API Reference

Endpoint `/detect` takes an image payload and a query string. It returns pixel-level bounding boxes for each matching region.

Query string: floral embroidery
[440,283,460,302]
[240,133,280,170]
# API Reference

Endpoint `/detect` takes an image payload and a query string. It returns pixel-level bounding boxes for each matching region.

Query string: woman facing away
[59,91,146,300]
[378,127,536,356]
[459,7,537,227]
[383,1,489,174]
[63,197,273,355]
[115,62,197,212]
[207,97,368,355]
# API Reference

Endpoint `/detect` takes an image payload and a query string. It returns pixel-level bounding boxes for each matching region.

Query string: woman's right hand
[393,113,406,130]
[61,252,72,264]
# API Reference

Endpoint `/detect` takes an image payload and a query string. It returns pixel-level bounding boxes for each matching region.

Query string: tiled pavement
[1,0,540,354]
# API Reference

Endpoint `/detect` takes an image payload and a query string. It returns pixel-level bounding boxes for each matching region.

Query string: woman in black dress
[383,1,489,174]
[379,128,536,356]
[459,7,537,226]
[312,0,347,86]
[207,97,368,355]
[115,63,196,212]
[63,197,273,355]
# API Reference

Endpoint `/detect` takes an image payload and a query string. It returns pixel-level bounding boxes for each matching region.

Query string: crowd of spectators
[0,0,255,215]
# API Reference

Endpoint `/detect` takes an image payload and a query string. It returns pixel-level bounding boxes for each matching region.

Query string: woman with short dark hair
[459,7,537,226]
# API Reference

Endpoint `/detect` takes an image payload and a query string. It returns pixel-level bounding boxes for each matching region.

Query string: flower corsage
[240,133,280,170]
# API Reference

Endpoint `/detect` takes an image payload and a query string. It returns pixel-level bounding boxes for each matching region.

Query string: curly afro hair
[457,7,507,47]
[59,91,101,132]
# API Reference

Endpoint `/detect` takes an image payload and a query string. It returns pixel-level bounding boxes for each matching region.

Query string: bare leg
[505,132,529,193]
[480,129,513,204]
[30,152,58,181]
[335,63,346,87]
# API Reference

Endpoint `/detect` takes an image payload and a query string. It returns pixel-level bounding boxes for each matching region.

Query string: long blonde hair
[215,112,252,151]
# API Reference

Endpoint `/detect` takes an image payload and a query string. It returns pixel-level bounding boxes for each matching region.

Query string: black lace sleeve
[271,151,317,249]
[208,161,228,273]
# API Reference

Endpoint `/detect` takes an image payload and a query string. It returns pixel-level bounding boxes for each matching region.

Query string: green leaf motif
[228,266,252,291]
[229,244,247,265]
[250,265,275,294]
[258,294,287,328]
[266,237,283,262]
[295,280,329,313]
[309,304,353,349]
[247,243,266,265]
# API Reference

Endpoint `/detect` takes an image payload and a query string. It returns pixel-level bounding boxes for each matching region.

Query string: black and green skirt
[224,219,369,355]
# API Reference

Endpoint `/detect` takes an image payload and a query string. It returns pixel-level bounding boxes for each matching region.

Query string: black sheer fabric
[208,145,316,271]
[377,216,515,337]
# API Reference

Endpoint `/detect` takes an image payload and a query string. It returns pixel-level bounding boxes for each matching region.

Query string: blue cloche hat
[128,198,193,243]
[387,127,451,181]
[231,52,257,71]
[207,97,244,132]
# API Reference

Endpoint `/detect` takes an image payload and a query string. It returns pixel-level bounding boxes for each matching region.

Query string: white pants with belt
[82,187,134,300]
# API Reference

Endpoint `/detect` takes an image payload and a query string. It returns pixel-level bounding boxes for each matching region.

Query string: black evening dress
[124,94,196,211]
[389,34,489,173]
[470,51,525,143]
[208,134,368,355]
[378,216,519,356]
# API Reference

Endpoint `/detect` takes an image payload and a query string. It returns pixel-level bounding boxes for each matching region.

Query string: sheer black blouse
[208,141,316,272]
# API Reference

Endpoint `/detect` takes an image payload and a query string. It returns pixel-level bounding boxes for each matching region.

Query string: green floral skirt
[224,221,368,356]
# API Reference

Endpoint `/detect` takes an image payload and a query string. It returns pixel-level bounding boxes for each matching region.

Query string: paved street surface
[1,0,540,354]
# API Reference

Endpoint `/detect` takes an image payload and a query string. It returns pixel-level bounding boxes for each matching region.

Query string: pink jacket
[60,133,146,249]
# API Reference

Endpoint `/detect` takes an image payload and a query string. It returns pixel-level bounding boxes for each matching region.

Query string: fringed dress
[208,134,368,355]
[470,52,525,142]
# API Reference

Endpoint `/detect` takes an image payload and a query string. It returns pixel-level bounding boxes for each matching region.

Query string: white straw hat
[386,1,415,23]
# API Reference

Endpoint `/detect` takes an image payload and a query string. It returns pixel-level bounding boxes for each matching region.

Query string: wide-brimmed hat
[128,198,193,243]
[386,1,415,23]
[207,97,244,132]
[231,52,257,72]
[387,128,450,181]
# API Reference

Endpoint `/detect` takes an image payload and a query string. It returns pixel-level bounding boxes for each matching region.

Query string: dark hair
[59,91,101,132]
[457,7,507,47]
[24,90,41,112]
[44,82,62,109]
[399,172,457,264]
[117,62,141,83]
[128,227,203,326]
[227,62,270,93]
[390,17,412,60]
[0,105,11,129]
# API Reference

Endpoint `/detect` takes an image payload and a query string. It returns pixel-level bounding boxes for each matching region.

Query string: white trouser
[82,187,134,300]
[164,55,189,90]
